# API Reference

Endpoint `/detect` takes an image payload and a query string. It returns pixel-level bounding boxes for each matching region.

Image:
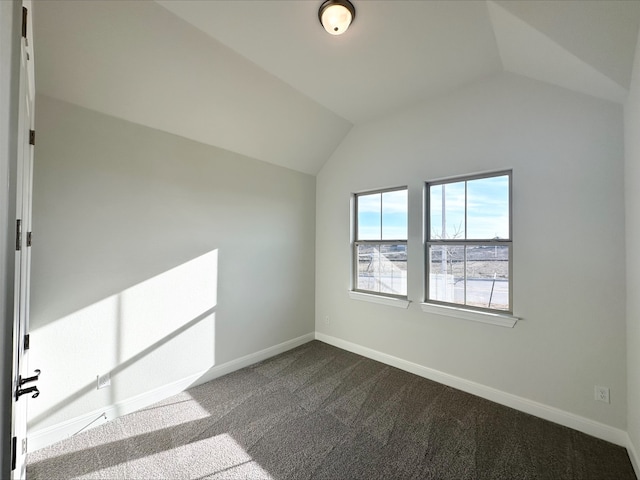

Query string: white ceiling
[157,0,503,124]
[33,0,640,175]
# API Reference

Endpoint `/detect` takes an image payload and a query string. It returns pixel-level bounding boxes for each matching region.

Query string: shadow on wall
[27,249,219,434]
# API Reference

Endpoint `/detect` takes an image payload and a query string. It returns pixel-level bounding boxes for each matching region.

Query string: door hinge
[29,130,35,146]
[11,436,16,470]
[21,7,27,39]
[22,438,28,455]
[24,334,30,351]
[27,231,32,247]
[15,219,21,251]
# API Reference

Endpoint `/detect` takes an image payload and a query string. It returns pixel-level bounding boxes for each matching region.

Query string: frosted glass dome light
[319,0,355,36]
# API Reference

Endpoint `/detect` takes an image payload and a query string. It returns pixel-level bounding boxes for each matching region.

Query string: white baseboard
[27,371,205,453]
[194,333,316,386]
[315,332,629,448]
[28,332,315,452]
[627,434,640,478]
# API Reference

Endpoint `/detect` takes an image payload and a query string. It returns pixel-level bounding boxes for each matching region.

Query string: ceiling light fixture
[318,0,355,36]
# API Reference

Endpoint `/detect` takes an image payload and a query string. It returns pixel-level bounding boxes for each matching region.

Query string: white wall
[625,29,640,471]
[316,72,627,430]
[28,95,316,433]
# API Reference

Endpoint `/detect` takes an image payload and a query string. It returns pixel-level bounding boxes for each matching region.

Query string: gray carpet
[27,340,637,479]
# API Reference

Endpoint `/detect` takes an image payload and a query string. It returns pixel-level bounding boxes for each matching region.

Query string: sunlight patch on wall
[28,250,219,431]
[118,249,218,363]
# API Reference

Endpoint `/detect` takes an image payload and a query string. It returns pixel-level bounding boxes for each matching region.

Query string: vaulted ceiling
[33,1,640,175]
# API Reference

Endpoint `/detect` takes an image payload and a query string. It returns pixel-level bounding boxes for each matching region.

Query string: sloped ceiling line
[488,1,628,104]
[33,1,640,175]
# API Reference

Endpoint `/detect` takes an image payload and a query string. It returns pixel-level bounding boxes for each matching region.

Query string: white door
[10,2,36,478]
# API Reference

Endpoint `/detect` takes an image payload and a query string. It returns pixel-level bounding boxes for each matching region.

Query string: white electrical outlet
[325,316,330,325]
[594,385,610,404]
[97,373,111,390]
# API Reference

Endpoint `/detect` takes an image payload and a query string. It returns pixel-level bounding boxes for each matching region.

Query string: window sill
[349,291,411,309]
[420,303,519,328]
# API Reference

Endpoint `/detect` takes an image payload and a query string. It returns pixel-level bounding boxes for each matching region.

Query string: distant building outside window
[353,187,408,298]
[426,171,512,312]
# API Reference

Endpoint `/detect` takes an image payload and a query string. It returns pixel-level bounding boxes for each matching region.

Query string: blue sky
[356,175,509,242]
[430,175,509,240]
[357,189,408,240]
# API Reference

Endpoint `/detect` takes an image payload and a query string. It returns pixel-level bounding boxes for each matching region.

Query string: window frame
[425,171,513,314]
[352,186,408,300]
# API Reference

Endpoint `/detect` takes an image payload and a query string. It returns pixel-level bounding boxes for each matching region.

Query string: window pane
[357,193,381,240]
[426,173,512,312]
[467,175,509,240]
[357,243,407,295]
[465,245,509,311]
[428,245,464,305]
[430,182,465,240]
[382,189,408,240]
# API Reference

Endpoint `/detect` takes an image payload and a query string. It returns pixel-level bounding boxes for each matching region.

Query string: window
[426,172,511,312]
[353,187,408,298]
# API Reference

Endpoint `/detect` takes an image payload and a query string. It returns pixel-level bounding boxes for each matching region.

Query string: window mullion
[464,182,467,307]
[379,193,383,241]
[463,245,467,306]
[464,180,468,240]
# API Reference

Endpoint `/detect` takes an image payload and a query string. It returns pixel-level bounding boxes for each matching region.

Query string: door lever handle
[15,369,41,400]
[16,385,39,399]
[19,369,40,386]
